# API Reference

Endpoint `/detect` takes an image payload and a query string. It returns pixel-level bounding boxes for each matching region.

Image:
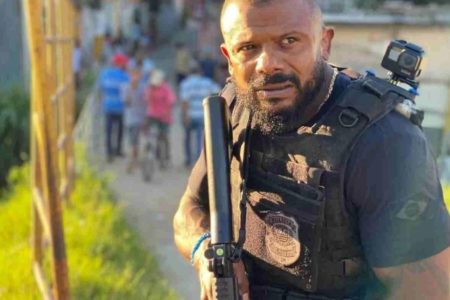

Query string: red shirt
[146,82,176,124]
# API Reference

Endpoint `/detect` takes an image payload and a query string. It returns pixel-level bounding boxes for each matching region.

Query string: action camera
[381,40,424,83]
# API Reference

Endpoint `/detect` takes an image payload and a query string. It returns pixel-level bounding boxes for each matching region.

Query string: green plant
[0,145,178,299]
[0,86,30,187]
[75,67,97,120]
[443,185,450,211]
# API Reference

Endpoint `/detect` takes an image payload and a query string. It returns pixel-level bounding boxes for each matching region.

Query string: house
[0,1,27,90]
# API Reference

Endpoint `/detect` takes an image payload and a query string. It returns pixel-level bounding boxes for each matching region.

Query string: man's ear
[320,27,334,61]
[220,43,234,76]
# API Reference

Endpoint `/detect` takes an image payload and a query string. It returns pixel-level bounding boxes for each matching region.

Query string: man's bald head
[221,0,323,36]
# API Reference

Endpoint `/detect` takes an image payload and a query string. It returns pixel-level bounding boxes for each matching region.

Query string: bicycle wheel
[141,143,155,182]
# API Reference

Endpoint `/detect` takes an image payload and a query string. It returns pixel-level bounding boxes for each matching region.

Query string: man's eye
[281,37,297,45]
[238,44,255,52]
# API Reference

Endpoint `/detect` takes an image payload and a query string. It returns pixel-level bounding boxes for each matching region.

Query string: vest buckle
[338,109,359,128]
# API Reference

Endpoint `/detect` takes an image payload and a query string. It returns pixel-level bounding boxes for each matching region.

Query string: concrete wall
[327,20,450,156]
[0,1,24,90]
[328,21,450,81]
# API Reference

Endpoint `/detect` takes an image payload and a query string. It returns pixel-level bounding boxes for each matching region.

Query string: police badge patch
[265,212,301,266]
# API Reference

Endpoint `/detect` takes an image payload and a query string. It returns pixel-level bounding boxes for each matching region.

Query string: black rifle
[203,95,240,300]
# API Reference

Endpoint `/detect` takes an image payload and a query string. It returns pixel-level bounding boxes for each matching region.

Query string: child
[123,66,147,172]
[145,69,176,169]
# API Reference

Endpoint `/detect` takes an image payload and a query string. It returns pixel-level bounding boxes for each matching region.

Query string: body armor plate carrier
[221,73,422,299]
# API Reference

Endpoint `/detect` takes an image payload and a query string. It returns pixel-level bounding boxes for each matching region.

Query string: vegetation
[76,67,97,120]
[0,69,95,188]
[443,186,450,210]
[0,147,178,299]
[0,86,29,187]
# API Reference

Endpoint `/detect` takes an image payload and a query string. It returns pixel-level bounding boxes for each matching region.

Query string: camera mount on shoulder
[379,39,425,126]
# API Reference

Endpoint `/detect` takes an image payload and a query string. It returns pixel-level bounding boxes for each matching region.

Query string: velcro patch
[396,199,428,221]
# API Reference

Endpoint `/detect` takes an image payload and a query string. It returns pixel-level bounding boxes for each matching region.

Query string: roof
[324,12,450,26]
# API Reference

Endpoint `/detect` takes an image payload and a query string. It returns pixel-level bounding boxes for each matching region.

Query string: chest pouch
[242,151,326,292]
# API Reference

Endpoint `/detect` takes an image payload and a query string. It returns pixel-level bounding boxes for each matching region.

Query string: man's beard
[234,60,326,135]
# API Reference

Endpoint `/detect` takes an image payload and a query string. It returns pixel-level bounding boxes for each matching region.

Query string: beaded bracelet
[190,232,211,265]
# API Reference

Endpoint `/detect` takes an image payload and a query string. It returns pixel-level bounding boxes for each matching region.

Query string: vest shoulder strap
[329,64,361,80]
[336,75,420,129]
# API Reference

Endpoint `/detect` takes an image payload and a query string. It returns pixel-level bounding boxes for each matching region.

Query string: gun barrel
[203,96,232,245]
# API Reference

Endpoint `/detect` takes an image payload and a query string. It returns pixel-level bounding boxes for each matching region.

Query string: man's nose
[255,47,283,75]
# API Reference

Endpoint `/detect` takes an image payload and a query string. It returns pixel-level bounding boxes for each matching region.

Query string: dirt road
[99,45,201,300]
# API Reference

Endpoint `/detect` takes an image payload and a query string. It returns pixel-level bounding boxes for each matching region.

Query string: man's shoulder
[344,111,448,269]
[361,110,425,147]
[180,75,197,86]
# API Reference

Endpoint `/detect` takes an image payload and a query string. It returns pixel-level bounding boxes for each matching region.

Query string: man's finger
[234,262,250,295]
[200,286,208,300]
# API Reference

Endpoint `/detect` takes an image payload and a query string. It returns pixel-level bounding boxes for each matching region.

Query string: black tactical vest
[222,73,422,299]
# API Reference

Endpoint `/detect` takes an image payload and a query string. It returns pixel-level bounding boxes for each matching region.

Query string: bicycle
[140,120,171,182]
[141,126,156,182]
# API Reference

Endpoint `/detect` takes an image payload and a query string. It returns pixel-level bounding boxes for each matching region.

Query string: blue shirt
[98,66,129,114]
[187,72,450,268]
[180,74,220,121]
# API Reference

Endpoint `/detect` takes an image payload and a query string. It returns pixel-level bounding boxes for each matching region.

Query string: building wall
[329,22,450,81]
[0,1,24,90]
[328,21,450,156]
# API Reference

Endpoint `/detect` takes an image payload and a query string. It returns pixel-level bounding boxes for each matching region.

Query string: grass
[75,67,97,120]
[0,147,178,299]
[443,186,450,210]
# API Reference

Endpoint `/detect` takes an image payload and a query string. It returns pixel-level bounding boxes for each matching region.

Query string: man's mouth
[256,82,295,99]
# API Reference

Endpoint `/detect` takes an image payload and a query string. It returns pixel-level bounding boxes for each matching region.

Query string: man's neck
[297,63,335,127]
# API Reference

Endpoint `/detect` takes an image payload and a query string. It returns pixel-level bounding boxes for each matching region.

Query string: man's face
[221,0,333,133]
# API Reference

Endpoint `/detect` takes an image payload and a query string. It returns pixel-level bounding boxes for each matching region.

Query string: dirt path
[97,45,201,300]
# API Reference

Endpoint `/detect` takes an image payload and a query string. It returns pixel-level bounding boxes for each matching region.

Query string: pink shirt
[146,82,176,124]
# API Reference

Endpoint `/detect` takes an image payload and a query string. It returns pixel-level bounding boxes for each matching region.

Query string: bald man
[174,1,450,299]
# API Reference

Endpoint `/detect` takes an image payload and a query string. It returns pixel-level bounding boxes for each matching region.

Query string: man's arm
[345,112,450,299]
[173,165,250,300]
[173,187,210,266]
[373,246,450,300]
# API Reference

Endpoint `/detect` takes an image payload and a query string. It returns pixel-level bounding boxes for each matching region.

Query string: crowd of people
[96,37,222,177]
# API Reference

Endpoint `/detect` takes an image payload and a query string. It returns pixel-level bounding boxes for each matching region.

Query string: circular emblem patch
[265,212,301,266]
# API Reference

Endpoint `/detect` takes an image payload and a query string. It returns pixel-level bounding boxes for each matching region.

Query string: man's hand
[194,243,250,300]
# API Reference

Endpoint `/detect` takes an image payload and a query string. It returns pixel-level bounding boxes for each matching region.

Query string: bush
[75,68,96,120]
[0,86,29,187]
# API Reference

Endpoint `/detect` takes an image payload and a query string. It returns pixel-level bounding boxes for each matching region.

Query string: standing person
[180,61,220,167]
[73,38,82,90]
[98,53,129,162]
[141,57,155,85]
[123,66,147,173]
[173,1,450,300]
[175,42,192,86]
[199,47,218,81]
[146,69,176,169]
